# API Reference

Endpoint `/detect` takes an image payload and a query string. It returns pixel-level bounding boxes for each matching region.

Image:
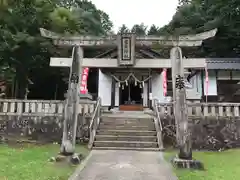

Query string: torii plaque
[117,33,136,66]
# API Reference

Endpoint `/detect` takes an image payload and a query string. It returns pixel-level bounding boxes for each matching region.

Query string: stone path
[69,150,177,180]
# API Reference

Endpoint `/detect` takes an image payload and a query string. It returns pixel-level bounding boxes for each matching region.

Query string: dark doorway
[120,82,142,105]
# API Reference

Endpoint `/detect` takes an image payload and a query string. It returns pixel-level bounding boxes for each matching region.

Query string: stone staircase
[92,111,160,151]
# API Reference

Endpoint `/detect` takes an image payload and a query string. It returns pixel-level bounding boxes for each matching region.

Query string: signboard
[117,33,136,66]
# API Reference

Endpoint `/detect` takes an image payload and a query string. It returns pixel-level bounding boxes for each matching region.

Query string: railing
[88,97,101,149]
[153,99,164,150]
[0,99,95,116]
[157,102,240,117]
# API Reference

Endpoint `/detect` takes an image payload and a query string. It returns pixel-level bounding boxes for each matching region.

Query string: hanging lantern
[139,84,142,88]
[122,85,124,90]
[118,82,121,88]
[125,80,128,86]
[135,80,137,86]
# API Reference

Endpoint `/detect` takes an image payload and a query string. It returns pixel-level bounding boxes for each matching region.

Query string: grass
[165,149,240,180]
[0,143,89,180]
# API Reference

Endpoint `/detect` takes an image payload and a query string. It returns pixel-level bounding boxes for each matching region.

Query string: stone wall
[0,115,91,143]
[0,99,95,143]
[161,115,240,151]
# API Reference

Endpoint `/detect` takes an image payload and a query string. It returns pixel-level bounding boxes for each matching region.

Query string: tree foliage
[160,0,240,57]
[1,0,240,99]
[118,23,163,36]
[0,0,113,99]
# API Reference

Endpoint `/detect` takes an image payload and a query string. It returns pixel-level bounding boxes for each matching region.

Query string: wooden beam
[40,28,217,47]
[101,68,159,75]
[139,49,158,58]
[81,58,206,68]
[94,48,116,58]
[50,57,207,68]
[50,57,72,67]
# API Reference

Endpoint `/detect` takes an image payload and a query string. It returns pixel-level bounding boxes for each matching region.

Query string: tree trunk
[60,46,83,155]
[15,67,27,99]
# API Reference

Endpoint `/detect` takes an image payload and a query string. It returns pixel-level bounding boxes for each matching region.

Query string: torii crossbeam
[40,28,217,47]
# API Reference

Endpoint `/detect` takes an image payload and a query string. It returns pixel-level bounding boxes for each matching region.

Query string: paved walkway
[69,150,177,180]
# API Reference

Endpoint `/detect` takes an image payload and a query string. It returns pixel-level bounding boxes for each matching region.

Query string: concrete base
[171,156,204,170]
[49,153,84,165]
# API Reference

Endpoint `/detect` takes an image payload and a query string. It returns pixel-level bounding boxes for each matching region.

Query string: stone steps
[101,118,154,123]
[92,147,160,151]
[99,122,154,128]
[98,124,155,131]
[95,135,158,142]
[96,130,157,136]
[94,141,158,148]
[93,112,160,151]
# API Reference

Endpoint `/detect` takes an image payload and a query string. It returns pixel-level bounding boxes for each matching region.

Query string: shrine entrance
[40,26,218,164]
[40,28,216,113]
[119,79,143,111]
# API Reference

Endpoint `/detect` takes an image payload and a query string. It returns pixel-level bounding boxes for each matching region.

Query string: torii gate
[40,28,217,167]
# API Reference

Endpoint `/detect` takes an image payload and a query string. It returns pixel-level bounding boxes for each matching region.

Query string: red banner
[162,68,167,96]
[80,68,89,94]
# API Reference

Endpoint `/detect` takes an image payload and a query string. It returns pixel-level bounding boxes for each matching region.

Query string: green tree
[68,0,113,35]
[148,25,160,35]
[131,23,147,35]
[118,24,130,33]
[159,0,240,57]
[0,0,113,99]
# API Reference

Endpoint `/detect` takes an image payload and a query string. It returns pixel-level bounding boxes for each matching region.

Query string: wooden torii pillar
[168,29,217,169]
[39,28,117,156]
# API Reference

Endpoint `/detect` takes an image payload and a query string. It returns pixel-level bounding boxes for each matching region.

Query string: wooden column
[148,70,152,109]
[140,76,144,105]
[111,76,115,109]
[118,76,122,106]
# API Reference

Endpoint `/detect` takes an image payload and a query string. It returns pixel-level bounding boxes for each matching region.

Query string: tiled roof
[206,58,240,69]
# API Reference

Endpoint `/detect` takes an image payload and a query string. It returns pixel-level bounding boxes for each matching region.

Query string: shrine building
[47,30,240,110]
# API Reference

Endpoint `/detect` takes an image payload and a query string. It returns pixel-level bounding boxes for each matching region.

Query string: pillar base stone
[171,156,204,170]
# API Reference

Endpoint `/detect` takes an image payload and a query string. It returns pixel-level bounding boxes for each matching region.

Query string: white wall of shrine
[98,69,112,106]
[152,73,164,102]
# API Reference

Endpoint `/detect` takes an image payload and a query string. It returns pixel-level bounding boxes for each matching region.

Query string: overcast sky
[91,0,179,32]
